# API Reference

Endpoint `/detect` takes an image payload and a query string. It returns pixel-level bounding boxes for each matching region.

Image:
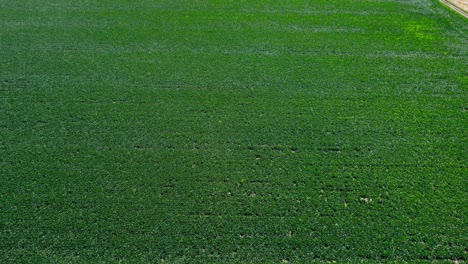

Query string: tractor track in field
[440,0,468,18]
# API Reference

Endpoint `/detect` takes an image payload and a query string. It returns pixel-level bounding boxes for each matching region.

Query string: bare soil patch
[441,0,468,17]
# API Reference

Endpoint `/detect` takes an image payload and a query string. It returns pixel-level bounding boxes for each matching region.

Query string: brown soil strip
[440,0,468,18]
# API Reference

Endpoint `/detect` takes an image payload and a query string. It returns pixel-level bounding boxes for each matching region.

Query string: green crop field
[1,0,467,263]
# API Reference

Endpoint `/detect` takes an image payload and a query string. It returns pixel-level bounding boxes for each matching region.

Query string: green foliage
[1,0,466,262]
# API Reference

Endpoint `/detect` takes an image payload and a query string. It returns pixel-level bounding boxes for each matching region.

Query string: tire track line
[439,0,468,18]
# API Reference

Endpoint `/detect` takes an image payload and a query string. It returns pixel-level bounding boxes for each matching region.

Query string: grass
[1,0,467,263]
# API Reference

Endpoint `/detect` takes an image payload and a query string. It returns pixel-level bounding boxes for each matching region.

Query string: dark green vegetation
[1,0,467,263]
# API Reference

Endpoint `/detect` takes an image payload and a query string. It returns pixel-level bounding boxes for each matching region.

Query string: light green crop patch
[404,21,438,40]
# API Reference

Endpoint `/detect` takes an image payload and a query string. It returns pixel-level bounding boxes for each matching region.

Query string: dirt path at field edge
[440,0,468,18]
